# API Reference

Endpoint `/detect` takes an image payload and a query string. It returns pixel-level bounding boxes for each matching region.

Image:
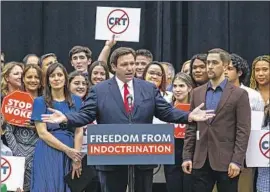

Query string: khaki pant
[212,168,255,192]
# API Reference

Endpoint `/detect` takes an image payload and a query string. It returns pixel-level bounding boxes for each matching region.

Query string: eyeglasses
[147,71,163,77]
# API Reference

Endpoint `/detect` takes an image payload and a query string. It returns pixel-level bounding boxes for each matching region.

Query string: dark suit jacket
[66,77,190,171]
[183,82,251,172]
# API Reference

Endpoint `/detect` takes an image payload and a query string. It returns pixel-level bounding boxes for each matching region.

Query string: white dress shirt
[152,91,173,124]
[115,76,134,103]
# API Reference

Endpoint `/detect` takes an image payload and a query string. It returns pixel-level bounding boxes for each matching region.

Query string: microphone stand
[127,97,135,192]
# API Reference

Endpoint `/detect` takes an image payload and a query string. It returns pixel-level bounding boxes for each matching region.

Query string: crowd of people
[0,36,269,192]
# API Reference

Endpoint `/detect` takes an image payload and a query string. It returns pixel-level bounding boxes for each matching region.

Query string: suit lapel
[199,84,209,125]
[215,83,233,115]
[132,78,142,117]
[109,78,127,117]
[199,84,208,111]
[211,83,234,122]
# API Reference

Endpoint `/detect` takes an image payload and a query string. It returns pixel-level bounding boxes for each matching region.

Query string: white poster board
[251,111,264,130]
[1,156,25,191]
[246,130,270,167]
[95,6,141,42]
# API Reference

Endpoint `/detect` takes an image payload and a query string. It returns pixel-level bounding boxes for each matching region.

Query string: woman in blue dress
[31,63,83,192]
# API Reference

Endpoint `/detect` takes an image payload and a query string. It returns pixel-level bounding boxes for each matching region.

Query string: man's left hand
[228,162,241,178]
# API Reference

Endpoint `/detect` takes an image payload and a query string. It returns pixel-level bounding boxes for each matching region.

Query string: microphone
[126,94,133,111]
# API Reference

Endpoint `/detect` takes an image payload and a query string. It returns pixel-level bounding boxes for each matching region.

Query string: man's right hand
[105,34,116,48]
[41,108,67,124]
[182,160,193,174]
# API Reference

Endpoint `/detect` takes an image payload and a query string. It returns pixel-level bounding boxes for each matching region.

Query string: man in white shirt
[224,53,265,192]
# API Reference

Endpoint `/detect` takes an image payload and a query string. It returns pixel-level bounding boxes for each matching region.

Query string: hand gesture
[41,108,67,124]
[182,160,192,174]
[72,160,82,179]
[189,103,215,122]
[65,148,82,162]
[228,162,240,178]
[105,34,117,48]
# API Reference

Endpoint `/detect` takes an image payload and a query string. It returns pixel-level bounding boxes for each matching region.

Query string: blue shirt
[205,79,228,111]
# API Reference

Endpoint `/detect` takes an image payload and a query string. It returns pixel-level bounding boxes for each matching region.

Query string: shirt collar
[115,76,133,89]
[207,78,227,91]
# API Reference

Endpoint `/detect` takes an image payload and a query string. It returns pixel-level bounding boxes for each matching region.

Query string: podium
[87,124,175,191]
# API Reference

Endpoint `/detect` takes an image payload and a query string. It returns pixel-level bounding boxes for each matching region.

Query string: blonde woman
[1,61,24,99]
[250,55,270,192]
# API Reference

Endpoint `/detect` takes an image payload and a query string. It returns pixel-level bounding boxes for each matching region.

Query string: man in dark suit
[182,48,251,192]
[42,47,215,192]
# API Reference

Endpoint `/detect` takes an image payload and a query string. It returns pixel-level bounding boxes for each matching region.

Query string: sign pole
[127,98,135,192]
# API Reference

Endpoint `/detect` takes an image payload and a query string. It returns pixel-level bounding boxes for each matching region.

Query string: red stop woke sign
[1,90,34,127]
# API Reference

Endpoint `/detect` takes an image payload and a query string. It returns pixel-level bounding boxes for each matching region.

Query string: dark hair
[68,70,89,99]
[40,53,57,66]
[208,48,230,65]
[135,49,153,61]
[88,61,110,87]
[69,46,92,60]
[189,53,207,86]
[22,54,40,65]
[230,53,250,85]
[44,63,73,108]
[142,61,167,94]
[171,72,195,104]
[110,47,136,67]
[22,64,43,96]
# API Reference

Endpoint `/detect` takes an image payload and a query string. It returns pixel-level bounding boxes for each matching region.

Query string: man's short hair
[110,47,136,66]
[208,48,230,65]
[160,62,175,79]
[135,49,153,61]
[22,53,40,65]
[230,53,250,85]
[69,46,92,60]
[40,53,57,66]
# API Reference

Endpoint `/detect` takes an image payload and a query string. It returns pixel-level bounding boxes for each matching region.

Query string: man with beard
[182,48,251,192]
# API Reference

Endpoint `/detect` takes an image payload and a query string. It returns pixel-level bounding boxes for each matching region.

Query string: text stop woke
[4,99,32,118]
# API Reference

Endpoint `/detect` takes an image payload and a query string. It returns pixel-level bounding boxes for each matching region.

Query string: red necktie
[124,83,130,112]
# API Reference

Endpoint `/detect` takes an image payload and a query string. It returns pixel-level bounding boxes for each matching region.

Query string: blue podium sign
[87,124,175,165]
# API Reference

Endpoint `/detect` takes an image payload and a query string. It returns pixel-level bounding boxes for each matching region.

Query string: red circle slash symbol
[1,157,12,182]
[107,9,130,34]
[259,132,270,159]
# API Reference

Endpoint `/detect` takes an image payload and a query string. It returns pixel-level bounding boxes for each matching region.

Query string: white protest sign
[1,156,25,191]
[95,6,141,42]
[246,130,270,167]
[251,111,264,130]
